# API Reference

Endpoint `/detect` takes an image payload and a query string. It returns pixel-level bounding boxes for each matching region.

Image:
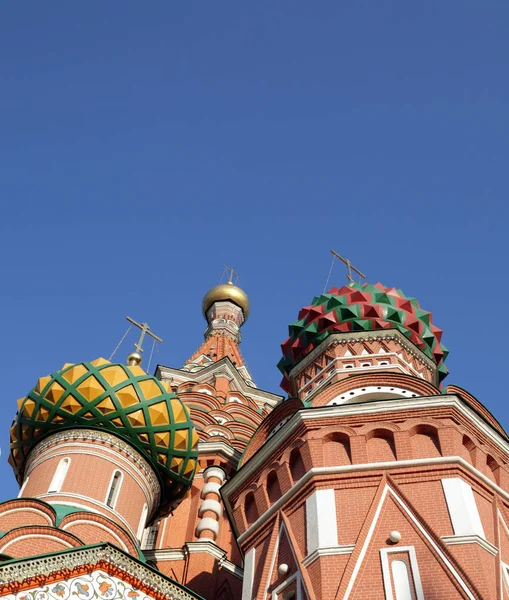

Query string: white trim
[229,394,509,489]
[272,571,302,600]
[442,478,485,538]
[302,544,355,567]
[0,533,74,552]
[36,496,136,538]
[380,546,424,600]
[241,547,255,600]
[441,534,498,555]
[343,485,476,600]
[137,503,148,541]
[62,519,129,552]
[0,506,53,525]
[236,455,508,545]
[48,457,71,493]
[305,489,338,554]
[18,476,30,497]
[204,467,227,483]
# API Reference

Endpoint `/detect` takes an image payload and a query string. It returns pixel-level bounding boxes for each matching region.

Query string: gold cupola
[202,281,250,322]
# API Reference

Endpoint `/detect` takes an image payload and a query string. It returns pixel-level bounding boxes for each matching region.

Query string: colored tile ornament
[9,359,199,514]
[278,282,448,392]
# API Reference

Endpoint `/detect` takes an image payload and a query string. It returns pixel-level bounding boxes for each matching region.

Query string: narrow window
[392,560,413,600]
[48,458,70,493]
[137,503,148,541]
[18,476,30,498]
[106,470,123,508]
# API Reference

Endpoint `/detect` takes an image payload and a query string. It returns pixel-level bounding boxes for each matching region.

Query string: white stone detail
[204,467,226,483]
[305,489,338,554]
[196,517,219,537]
[442,478,485,538]
[198,499,223,518]
[201,482,222,498]
[242,547,256,600]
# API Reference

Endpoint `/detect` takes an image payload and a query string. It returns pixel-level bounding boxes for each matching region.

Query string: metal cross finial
[330,250,366,284]
[126,316,163,354]
[223,264,240,285]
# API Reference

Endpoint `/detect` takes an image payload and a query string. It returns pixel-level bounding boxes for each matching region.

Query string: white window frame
[18,476,30,497]
[105,469,123,509]
[137,503,148,541]
[380,546,424,600]
[272,572,303,600]
[48,457,71,493]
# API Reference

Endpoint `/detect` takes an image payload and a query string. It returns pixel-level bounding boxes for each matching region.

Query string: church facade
[2,276,509,600]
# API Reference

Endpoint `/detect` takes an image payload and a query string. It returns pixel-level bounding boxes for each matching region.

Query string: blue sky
[1,2,508,499]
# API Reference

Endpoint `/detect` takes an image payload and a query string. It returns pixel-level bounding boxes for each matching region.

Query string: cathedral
[2,271,509,600]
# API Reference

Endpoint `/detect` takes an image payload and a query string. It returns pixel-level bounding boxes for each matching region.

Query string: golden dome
[202,282,250,321]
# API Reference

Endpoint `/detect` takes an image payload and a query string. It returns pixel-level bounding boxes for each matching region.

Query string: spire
[184,277,253,382]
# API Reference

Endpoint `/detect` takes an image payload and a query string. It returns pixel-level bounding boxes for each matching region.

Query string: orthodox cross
[126,316,163,354]
[330,250,366,284]
[223,264,240,285]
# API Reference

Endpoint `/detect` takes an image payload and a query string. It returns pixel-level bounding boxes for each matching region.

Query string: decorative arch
[409,424,441,459]
[267,470,282,504]
[244,492,258,526]
[289,447,306,483]
[323,432,352,466]
[366,428,396,462]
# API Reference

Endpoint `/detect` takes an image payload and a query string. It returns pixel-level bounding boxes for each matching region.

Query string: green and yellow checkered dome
[9,358,198,513]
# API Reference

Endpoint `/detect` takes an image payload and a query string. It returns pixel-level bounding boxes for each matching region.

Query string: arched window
[244,492,257,526]
[106,470,123,508]
[48,458,70,493]
[366,429,397,462]
[137,503,148,541]
[267,470,281,503]
[392,560,413,600]
[289,448,306,483]
[324,433,352,466]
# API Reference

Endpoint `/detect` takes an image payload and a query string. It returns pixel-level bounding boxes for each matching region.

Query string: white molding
[442,478,485,538]
[380,546,424,600]
[0,506,53,525]
[442,534,498,555]
[302,544,355,566]
[196,517,219,537]
[342,485,477,600]
[36,495,136,538]
[0,533,74,553]
[306,489,338,554]
[235,455,509,545]
[62,519,129,552]
[242,547,255,600]
[227,394,509,495]
[204,467,227,483]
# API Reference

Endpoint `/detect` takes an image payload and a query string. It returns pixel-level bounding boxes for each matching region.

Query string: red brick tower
[149,280,282,599]
[222,282,509,600]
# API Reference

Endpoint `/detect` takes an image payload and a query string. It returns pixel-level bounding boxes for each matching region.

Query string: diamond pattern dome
[9,358,198,512]
[278,282,448,392]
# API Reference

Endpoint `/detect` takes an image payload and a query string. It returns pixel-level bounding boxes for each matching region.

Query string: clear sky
[1,2,508,499]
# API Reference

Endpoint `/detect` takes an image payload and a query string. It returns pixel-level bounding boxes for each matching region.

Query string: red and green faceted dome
[278,282,448,392]
[9,358,199,513]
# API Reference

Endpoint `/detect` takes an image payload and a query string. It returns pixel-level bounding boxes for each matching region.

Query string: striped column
[196,467,226,541]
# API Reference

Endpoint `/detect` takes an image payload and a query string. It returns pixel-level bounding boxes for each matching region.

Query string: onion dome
[278,282,448,391]
[202,281,250,322]
[9,358,199,512]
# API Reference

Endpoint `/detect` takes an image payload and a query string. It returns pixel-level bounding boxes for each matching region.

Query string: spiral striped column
[196,467,226,541]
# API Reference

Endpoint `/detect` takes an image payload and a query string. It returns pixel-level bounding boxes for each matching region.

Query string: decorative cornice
[0,543,200,599]
[145,541,244,580]
[302,545,355,566]
[288,329,436,380]
[441,535,498,555]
